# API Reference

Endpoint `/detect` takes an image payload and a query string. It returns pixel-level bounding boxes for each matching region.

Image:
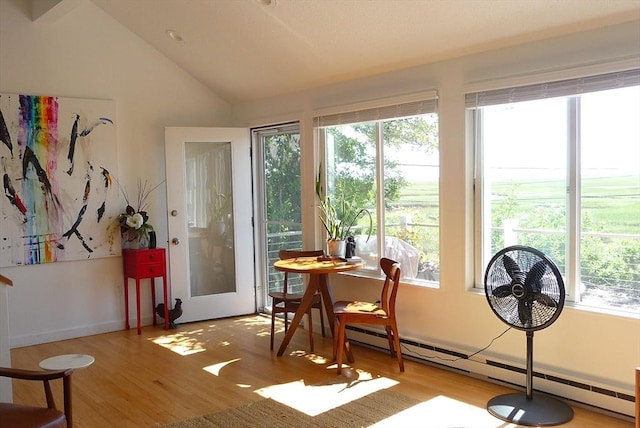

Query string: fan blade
[534,292,557,307]
[492,284,513,298]
[502,254,524,281]
[518,299,533,326]
[525,260,547,292]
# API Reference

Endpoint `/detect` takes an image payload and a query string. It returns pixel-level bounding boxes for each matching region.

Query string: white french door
[164,127,255,322]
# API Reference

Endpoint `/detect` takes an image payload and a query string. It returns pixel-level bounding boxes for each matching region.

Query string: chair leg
[317,297,325,337]
[333,317,340,361]
[335,317,346,375]
[391,323,404,372]
[270,307,277,351]
[307,307,314,353]
[385,325,395,357]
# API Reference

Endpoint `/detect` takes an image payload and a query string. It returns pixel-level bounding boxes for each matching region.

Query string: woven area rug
[162,384,420,428]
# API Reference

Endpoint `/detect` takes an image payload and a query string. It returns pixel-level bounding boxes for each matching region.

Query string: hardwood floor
[8,314,633,427]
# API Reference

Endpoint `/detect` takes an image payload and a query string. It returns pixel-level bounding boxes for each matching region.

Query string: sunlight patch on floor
[150,331,207,355]
[236,314,274,338]
[288,349,330,365]
[254,374,398,416]
[235,314,272,327]
[371,395,516,428]
[203,358,241,376]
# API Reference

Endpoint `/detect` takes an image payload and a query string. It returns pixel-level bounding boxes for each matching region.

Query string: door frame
[164,126,256,322]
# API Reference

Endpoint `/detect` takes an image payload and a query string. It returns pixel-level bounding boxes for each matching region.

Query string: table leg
[318,274,335,336]
[162,274,169,330]
[151,277,157,326]
[124,277,130,330]
[136,279,142,335]
[276,275,320,356]
[318,274,354,363]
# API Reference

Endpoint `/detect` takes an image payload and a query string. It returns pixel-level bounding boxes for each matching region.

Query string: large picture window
[467,69,640,313]
[314,94,439,283]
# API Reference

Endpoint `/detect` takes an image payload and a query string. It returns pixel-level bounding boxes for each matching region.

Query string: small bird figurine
[156,298,183,329]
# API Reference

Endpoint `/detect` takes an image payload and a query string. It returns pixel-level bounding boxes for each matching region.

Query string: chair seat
[333,300,388,317]
[268,291,305,301]
[0,402,66,428]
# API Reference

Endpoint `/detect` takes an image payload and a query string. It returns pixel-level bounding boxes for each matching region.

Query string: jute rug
[161,382,420,428]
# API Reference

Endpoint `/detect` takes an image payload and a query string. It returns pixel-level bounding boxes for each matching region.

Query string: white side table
[39,354,95,370]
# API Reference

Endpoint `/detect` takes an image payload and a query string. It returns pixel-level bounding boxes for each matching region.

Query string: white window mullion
[566,97,581,303]
[376,122,385,272]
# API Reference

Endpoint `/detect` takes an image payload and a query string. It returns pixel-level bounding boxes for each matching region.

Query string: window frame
[467,66,640,314]
[313,91,440,285]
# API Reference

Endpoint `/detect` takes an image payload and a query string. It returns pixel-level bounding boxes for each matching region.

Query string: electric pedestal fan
[484,245,574,426]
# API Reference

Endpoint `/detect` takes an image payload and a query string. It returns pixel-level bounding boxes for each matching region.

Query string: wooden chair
[270,249,326,352]
[0,367,73,428]
[635,367,639,428]
[333,257,404,374]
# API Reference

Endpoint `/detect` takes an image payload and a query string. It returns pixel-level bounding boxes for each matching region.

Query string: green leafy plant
[315,165,372,241]
[209,186,231,222]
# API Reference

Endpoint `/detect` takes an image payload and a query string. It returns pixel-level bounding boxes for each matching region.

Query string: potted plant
[209,187,231,237]
[110,178,163,249]
[315,166,372,257]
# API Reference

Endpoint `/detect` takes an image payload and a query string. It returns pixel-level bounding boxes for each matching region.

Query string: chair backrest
[278,249,324,260]
[379,258,401,316]
[278,249,325,293]
[0,367,73,428]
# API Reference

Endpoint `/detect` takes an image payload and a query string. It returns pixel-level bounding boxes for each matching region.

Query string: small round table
[39,354,95,370]
[273,256,364,357]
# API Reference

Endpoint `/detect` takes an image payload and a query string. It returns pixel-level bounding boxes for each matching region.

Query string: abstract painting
[0,93,119,267]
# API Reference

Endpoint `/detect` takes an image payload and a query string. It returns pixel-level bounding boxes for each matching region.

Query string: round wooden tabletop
[273,256,364,275]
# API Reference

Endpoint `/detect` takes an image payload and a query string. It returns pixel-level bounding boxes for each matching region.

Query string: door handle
[171,238,180,245]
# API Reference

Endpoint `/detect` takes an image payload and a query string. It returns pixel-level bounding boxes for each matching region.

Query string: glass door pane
[253,124,302,305]
[185,141,235,296]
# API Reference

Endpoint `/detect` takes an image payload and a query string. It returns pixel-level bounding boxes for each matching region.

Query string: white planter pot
[326,239,346,258]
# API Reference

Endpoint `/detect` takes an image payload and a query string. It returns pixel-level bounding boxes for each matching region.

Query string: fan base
[487,392,574,426]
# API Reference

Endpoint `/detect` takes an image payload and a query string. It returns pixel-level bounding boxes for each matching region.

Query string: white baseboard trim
[10,316,156,348]
[344,326,635,419]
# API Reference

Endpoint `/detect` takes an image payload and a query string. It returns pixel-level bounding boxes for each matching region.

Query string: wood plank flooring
[8,314,633,427]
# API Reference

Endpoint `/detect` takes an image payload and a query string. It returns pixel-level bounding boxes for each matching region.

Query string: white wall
[233,21,640,416]
[0,0,232,346]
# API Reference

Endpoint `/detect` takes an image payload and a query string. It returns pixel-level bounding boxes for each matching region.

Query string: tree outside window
[318,111,440,283]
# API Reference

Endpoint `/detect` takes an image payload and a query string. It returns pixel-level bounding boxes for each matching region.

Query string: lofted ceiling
[87,0,640,103]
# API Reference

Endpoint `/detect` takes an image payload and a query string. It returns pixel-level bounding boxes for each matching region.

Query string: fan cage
[484,246,565,331]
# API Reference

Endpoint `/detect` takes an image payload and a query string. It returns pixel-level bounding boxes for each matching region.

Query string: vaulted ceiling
[89,0,640,103]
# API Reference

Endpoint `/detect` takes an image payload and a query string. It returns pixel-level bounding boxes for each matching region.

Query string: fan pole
[487,329,574,426]
[526,330,533,399]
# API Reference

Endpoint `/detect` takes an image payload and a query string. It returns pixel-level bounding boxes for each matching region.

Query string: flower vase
[122,230,140,249]
[138,233,149,249]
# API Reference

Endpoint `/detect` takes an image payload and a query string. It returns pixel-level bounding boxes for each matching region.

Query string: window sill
[341,269,440,289]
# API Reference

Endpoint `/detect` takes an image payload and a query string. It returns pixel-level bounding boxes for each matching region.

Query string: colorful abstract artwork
[0,93,119,267]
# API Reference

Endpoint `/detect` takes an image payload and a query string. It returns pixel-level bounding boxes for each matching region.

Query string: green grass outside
[393,176,639,235]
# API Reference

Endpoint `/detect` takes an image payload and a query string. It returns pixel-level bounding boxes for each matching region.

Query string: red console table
[122,248,169,334]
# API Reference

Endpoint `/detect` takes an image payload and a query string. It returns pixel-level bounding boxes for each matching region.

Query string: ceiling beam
[30,0,82,23]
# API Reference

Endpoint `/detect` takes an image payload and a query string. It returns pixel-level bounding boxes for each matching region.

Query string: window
[314,93,439,283]
[467,69,640,313]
